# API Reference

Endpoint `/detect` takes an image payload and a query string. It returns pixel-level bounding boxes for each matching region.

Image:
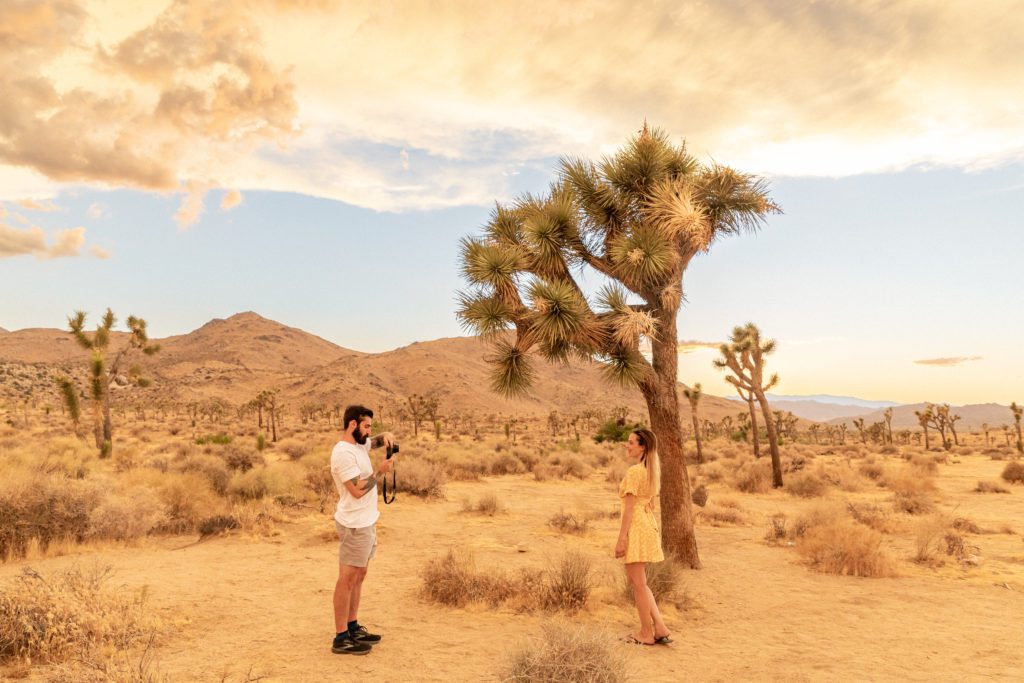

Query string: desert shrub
[228,469,270,500]
[540,551,591,613]
[605,461,627,485]
[154,472,221,533]
[533,463,554,482]
[305,467,336,512]
[879,444,899,455]
[858,461,886,481]
[786,470,828,498]
[490,452,524,476]
[698,504,746,526]
[512,448,540,470]
[846,502,893,533]
[87,488,166,541]
[0,566,149,664]
[788,502,846,539]
[222,447,264,473]
[549,511,588,535]
[441,452,487,481]
[195,433,232,445]
[558,456,590,480]
[0,474,99,559]
[699,461,726,483]
[783,454,807,473]
[975,480,1010,494]
[765,513,788,543]
[827,466,865,492]
[885,467,936,514]
[398,459,447,499]
[908,454,938,474]
[955,446,974,457]
[276,438,310,461]
[913,515,949,564]
[1001,462,1024,484]
[421,550,591,613]
[797,521,895,577]
[197,514,240,536]
[733,460,772,493]
[464,493,503,516]
[500,622,627,683]
[593,420,637,444]
[839,444,864,457]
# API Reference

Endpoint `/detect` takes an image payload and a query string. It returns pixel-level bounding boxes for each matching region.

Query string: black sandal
[654,634,674,645]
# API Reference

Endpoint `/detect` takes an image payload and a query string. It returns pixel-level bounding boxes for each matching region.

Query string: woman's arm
[615,494,636,558]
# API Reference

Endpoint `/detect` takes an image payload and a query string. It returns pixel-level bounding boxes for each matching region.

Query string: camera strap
[382,467,397,504]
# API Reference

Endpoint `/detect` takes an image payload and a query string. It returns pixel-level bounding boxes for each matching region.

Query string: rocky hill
[0,312,741,423]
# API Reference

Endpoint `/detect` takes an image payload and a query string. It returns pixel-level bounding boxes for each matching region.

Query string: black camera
[386,443,399,459]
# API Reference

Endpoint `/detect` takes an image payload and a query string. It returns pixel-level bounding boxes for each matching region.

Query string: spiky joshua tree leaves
[714,323,784,488]
[457,125,779,566]
[67,309,161,457]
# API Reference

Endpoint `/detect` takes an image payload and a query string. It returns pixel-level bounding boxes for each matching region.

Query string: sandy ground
[3,453,1024,682]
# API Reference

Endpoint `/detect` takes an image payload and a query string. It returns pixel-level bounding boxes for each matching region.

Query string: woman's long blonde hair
[633,428,661,497]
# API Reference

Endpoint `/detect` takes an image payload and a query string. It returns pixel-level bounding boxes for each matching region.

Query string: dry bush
[907,454,939,474]
[986,448,1006,461]
[605,461,628,485]
[177,454,231,496]
[533,463,554,482]
[699,461,726,483]
[304,466,335,512]
[490,452,524,475]
[556,455,590,480]
[396,459,446,499]
[421,550,592,613]
[275,438,310,461]
[1001,462,1024,484]
[463,493,503,516]
[786,469,828,498]
[513,448,540,471]
[846,502,894,533]
[885,467,936,515]
[698,503,746,526]
[717,444,741,460]
[152,472,221,533]
[797,521,896,577]
[0,566,149,665]
[222,447,264,473]
[858,460,886,482]
[878,444,900,455]
[975,480,1010,494]
[619,555,687,607]
[549,511,588,534]
[955,446,974,457]
[87,487,166,542]
[0,474,99,559]
[783,454,808,473]
[789,502,846,539]
[839,444,864,457]
[733,460,772,493]
[913,515,949,564]
[765,513,788,543]
[500,622,627,683]
[826,465,865,492]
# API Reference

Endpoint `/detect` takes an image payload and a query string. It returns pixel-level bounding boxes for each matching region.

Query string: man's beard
[354,430,368,445]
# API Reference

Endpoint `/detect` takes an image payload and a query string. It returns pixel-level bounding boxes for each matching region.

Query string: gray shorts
[336,522,377,567]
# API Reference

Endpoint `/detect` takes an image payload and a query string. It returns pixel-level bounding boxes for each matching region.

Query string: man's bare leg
[348,565,368,623]
[334,564,361,632]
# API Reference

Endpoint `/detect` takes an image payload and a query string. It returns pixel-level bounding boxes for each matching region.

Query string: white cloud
[0,222,87,259]
[90,244,111,259]
[220,189,243,210]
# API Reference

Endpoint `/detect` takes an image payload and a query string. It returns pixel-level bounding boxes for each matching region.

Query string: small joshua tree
[714,322,783,488]
[1011,402,1023,456]
[67,309,160,457]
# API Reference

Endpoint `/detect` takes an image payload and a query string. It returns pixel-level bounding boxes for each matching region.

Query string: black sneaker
[332,635,372,655]
[350,625,382,644]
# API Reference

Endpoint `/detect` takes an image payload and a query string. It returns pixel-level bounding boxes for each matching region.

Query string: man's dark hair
[343,405,374,431]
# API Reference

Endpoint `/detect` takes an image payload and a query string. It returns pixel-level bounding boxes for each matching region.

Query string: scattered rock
[692,484,708,507]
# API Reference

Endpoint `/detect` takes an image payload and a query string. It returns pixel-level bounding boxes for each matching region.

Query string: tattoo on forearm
[359,476,377,492]
[348,476,360,487]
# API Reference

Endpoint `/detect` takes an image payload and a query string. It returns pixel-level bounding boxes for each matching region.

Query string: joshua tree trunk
[747,396,760,458]
[922,425,930,450]
[754,391,783,487]
[646,314,700,568]
[102,400,113,456]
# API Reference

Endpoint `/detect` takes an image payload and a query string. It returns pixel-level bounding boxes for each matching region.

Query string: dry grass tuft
[733,460,772,493]
[0,565,150,665]
[885,467,936,514]
[398,459,447,499]
[797,521,896,577]
[975,480,1010,494]
[786,469,829,498]
[698,503,746,526]
[463,493,503,516]
[912,515,949,564]
[548,511,588,534]
[421,549,592,613]
[500,622,627,683]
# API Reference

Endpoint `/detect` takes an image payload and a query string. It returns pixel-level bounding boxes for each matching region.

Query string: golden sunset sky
[2,0,1022,405]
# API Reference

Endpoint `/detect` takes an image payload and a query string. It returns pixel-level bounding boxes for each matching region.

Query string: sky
[1,0,1022,406]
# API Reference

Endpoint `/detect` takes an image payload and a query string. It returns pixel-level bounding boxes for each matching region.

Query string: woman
[616,428,672,646]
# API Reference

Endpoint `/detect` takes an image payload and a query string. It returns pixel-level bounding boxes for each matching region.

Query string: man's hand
[370,432,396,450]
[377,458,395,476]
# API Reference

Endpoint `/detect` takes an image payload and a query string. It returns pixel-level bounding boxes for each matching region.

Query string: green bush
[195,433,232,445]
[592,420,639,444]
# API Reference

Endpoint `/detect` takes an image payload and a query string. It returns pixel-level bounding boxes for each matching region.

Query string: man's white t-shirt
[331,440,379,528]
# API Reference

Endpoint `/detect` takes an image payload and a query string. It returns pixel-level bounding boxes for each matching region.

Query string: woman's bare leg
[645,585,670,638]
[625,563,655,643]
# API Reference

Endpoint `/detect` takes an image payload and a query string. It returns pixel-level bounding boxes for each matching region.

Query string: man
[330,404,396,655]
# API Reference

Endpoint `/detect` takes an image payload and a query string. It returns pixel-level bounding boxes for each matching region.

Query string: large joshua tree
[682,383,704,464]
[457,126,778,565]
[67,309,160,457]
[714,323,783,488]
[1011,402,1023,455]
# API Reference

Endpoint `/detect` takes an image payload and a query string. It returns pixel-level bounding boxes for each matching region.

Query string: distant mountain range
[725,393,902,422]
[828,403,1018,432]
[0,312,741,423]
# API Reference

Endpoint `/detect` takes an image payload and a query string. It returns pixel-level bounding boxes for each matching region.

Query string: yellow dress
[619,463,665,564]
